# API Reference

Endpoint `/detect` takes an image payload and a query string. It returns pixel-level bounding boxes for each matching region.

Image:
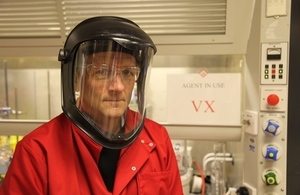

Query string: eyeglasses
[86,64,140,82]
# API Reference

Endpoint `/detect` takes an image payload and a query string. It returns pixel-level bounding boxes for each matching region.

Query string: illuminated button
[264,120,280,135]
[265,70,269,74]
[265,75,269,79]
[264,172,278,186]
[269,153,274,158]
[267,176,275,185]
[279,69,283,74]
[267,94,279,106]
[267,124,276,133]
[263,119,282,136]
[272,69,276,74]
[264,146,279,160]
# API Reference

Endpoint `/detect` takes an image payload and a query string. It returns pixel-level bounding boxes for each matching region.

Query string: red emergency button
[267,94,280,106]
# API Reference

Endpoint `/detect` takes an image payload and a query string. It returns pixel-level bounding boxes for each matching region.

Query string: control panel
[258,42,288,194]
[261,42,288,85]
[243,42,288,195]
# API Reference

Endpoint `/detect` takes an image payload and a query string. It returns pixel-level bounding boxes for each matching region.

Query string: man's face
[78,51,138,121]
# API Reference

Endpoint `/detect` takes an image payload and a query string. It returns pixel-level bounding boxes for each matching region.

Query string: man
[0,16,183,194]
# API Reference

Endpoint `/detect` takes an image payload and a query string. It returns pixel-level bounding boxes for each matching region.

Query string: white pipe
[203,156,234,173]
[203,152,232,162]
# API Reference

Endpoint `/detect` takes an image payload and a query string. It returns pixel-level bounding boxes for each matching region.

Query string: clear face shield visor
[73,39,154,146]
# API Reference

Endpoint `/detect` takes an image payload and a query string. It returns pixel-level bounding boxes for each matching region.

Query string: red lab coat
[0,112,183,195]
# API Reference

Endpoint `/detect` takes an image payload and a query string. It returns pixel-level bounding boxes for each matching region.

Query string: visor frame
[58,18,156,149]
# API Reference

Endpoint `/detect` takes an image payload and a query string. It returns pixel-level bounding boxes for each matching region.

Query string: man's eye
[121,69,133,77]
[95,67,109,76]
[99,68,108,75]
